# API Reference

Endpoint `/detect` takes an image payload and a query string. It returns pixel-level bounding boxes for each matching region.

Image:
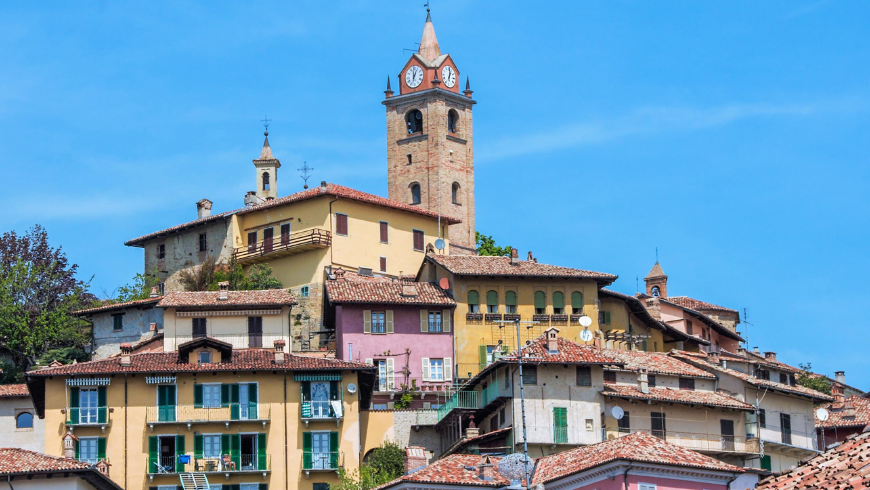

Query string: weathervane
[298,161,314,189]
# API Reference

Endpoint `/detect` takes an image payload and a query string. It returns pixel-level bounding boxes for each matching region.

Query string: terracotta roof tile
[532,431,743,485]
[601,384,755,411]
[326,271,455,306]
[125,208,240,246]
[377,454,510,489]
[426,254,617,282]
[0,448,91,473]
[157,289,296,308]
[667,296,738,314]
[656,298,744,342]
[0,384,30,397]
[756,430,870,490]
[816,396,870,429]
[504,334,621,365]
[601,349,716,378]
[74,297,162,316]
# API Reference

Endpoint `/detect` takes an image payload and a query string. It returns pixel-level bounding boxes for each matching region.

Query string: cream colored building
[0,385,44,453]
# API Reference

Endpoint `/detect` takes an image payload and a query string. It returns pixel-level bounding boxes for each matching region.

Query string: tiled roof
[657,297,744,342]
[645,262,666,279]
[425,254,617,282]
[667,296,738,314]
[601,349,716,378]
[0,384,30,397]
[441,427,513,457]
[27,349,371,377]
[0,447,91,473]
[376,454,510,489]
[532,431,743,485]
[505,335,621,365]
[157,289,297,308]
[129,333,164,354]
[601,384,755,411]
[125,208,240,246]
[756,430,870,490]
[816,396,870,429]
[670,351,834,401]
[74,297,162,315]
[326,271,455,306]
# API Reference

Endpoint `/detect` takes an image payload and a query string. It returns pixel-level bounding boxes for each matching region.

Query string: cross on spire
[260,115,272,134]
[298,161,314,189]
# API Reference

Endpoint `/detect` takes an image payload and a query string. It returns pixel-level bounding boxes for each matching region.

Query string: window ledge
[397,133,428,145]
[446,135,467,144]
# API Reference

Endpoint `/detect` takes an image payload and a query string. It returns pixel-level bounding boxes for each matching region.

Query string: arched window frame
[651,286,661,297]
[486,290,499,313]
[468,290,480,313]
[262,171,270,191]
[16,411,33,429]
[451,182,461,205]
[405,109,424,134]
[409,182,421,205]
[447,109,459,134]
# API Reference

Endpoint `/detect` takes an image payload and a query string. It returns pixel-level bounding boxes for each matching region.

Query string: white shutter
[363,310,372,333]
[386,310,394,333]
[420,310,428,332]
[421,358,430,381]
[444,357,452,382]
[386,358,395,391]
[442,310,451,332]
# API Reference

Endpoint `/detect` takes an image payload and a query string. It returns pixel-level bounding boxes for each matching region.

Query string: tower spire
[418,6,441,61]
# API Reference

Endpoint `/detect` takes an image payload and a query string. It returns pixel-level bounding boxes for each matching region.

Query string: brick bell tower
[383,10,477,254]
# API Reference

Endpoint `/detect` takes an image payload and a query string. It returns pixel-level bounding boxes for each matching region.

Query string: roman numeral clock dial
[441,65,456,88]
[405,65,424,88]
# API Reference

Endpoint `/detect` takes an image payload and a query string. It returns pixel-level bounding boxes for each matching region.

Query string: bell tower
[644,262,668,298]
[254,130,280,200]
[384,11,477,254]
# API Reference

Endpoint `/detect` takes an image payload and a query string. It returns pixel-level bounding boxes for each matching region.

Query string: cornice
[384,88,477,107]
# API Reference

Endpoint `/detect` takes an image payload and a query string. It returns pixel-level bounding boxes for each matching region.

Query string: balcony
[532,314,551,323]
[169,333,289,351]
[605,428,761,455]
[233,228,331,264]
[302,451,340,473]
[551,314,569,325]
[485,314,503,323]
[466,313,484,324]
[145,404,271,429]
[65,406,109,429]
[503,313,521,322]
[435,384,511,425]
[193,455,271,474]
[373,376,453,395]
[301,400,343,427]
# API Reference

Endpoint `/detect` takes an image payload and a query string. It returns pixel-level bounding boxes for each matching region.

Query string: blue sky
[1,1,868,388]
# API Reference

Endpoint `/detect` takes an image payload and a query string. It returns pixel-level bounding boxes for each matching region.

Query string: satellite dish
[497,453,533,488]
[816,408,829,422]
[578,315,592,327]
[611,406,625,420]
[438,278,450,290]
[347,383,357,394]
[435,238,446,250]
[580,328,593,343]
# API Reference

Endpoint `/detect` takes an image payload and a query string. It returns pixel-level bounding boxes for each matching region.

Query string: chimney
[545,327,560,353]
[119,343,133,367]
[753,346,761,354]
[196,199,213,219]
[835,371,845,384]
[510,248,519,266]
[737,347,748,357]
[274,340,286,364]
[465,416,479,439]
[764,351,777,361]
[844,398,856,418]
[62,431,78,460]
[707,351,721,365]
[95,459,111,476]
[321,181,328,189]
[149,322,158,333]
[404,446,428,474]
[478,455,495,481]
[149,286,159,298]
[526,251,537,263]
[638,368,649,394]
[244,191,263,208]
[218,281,229,301]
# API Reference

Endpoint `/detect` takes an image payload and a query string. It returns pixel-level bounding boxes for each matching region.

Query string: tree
[0,226,93,382]
[179,257,283,292]
[114,268,162,302]
[796,363,833,395]
[37,347,89,366]
[331,442,404,490]
[475,232,512,257]
[178,257,217,292]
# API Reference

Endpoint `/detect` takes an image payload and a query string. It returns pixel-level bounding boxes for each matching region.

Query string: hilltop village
[4,12,869,490]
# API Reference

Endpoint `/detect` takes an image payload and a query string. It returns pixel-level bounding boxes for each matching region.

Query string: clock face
[405,66,424,88]
[441,65,456,88]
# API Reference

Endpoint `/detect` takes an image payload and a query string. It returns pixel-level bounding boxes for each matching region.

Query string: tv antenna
[298,161,314,189]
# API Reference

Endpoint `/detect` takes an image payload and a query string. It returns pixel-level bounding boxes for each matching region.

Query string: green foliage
[115,268,162,302]
[243,264,283,290]
[180,257,283,292]
[331,442,404,490]
[475,232,512,257]
[796,363,833,395]
[37,347,89,366]
[179,257,218,292]
[393,392,413,410]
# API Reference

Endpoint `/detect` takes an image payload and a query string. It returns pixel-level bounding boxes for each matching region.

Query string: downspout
[124,373,128,490]
[726,473,740,490]
[284,371,289,490]
[7,475,15,490]
[623,462,633,490]
[328,197,339,265]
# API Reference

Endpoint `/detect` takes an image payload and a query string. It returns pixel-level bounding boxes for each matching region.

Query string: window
[467,290,480,313]
[428,359,445,381]
[199,350,212,364]
[247,231,257,253]
[262,171,270,191]
[651,285,661,297]
[379,257,387,273]
[379,221,389,243]
[198,233,207,252]
[534,291,546,315]
[521,365,537,385]
[651,412,666,439]
[79,437,99,464]
[758,408,766,428]
[603,371,616,384]
[780,413,792,445]
[648,375,657,388]
[240,484,260,490]
[303,381,340,419]
[451,182,461,204]
[428,311,442,332]
[571,292,583,314]
[447,109,458,133]
[760,455,772,471]
[157,244,166,259]
[754,369,770,381]
[499,408,506,425]
[202,385,221,408]
[486,290,499,313]
[314,484,331,490]
[779,373,789,385]
[192,318,207,338]
[552,291,565,315]
[413,229,424,251]
[79,388,99,424]
[406,154,413,165]
[203,434,221,459]
[678,378,695,391]
[406,109,423,134]
[686,320,693,335]
[599,311,611,325]
[410,183,421,204]
[372,404,387,410]
[336,214,348,236]
[304,431,338,470]
[281,223,291,244]
[576,366,592,386]
[16,412,33,429]
[112,314,124,331]
[617,411,631,433]
[248,316,263,348]
[301,286,310,297]
[505,291,517,314]
[371,311,386,334]
[639,484,657,490]
[553,407,568,443]
[504,367,510,389]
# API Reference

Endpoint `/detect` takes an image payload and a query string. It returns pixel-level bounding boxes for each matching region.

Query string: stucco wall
[1,477,101,490]
[90,305,163,360]
[162,305,292,351]
[0,397,44,453]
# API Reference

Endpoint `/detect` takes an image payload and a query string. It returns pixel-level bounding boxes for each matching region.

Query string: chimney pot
[510,248,519,266]
[835,371,845,384]
[404,447,428,474]
[545,327,560,353]
[764,351,777,361]
[218,281,229,300]
[321,181,327,189]
[149,286,160,298]
[707,351,721,365]
[149,322,158,332]
[119,343,133,367]
[274,340,286,363]
[196,199,213,219]
[638,368,649,394]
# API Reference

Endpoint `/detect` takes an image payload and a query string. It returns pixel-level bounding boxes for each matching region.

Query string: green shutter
[505,291,517,306]
[221,434,230,461]
[603,311,611,325]
[97,387,107,424]
[258,433,267,470]
[98,437,106,461]
[467,290,479,305]
[231,434,241,470]
[75,439,80,460]
[194,384,203,408]
[553,407,568,444]
[301,381,311,418]
[230,384,240,420]
[302,432,312,469]
[69,387,79,425]
[248,383,258,419]
[553,292,564,309]
[329,431,339,469]
[176,435,185,472]
[761,455,771,471]
[221,384,230,408]
[259,484,268,490]
[479,345,488,369]
[534,291,546,309]
[329,381,339,417]
[148,436,158,473]
[571,291,583,310]
[486,290,498,306]
[194,434,203,459]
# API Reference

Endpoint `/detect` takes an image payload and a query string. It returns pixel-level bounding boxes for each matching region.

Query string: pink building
[326,269,455,409]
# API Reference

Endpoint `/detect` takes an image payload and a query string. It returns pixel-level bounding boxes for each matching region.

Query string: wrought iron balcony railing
[145,404,271,426]
[233,228,331,263]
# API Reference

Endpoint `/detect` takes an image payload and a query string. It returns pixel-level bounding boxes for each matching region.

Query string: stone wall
[390,410,442,459]
[142,219,233,293]
[288,281,325,351]
[91,305,163,360]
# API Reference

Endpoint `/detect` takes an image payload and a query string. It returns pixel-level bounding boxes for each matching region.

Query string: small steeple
[259,131,274,160]
[646,261,666,280]
[418,9,441,61]
[384,76,394,98]
[252,120,280,202]
[644,261,668,298]
[464,76,473,97]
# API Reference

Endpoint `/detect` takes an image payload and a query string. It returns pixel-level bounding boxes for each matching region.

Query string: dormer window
[406,109,423,134]
[198,351,211,364]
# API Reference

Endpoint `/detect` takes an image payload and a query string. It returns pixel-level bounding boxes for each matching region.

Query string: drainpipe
[7,475,15,490]
[124,374,128,490]
[726,473,740,490]
[328,197,339,265]
[623,462,633,490]
[284,371,289,490]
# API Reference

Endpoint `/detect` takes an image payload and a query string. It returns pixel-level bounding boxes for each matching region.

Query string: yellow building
[25,337,376,490]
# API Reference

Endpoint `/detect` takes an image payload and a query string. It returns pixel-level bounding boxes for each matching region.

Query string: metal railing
[78,457,109,465]
[436,391,481,424]
[145,404,270,424]
[373,376,453,394]
[233,228,331,262]
[605,428,761,453]
[147,456,184,474]
[66,406,109,426]
[757,426,818,451]
[193,455,270,472]
[302,451,340,471]
[170,333,289,350]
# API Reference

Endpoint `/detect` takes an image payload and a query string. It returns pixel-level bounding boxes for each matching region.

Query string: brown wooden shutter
[379,222,388,243]
[413,230,424,251]
[379,257,387,272]
[247,231,257,253]
[336,214,348,235]
[262,227,274,253]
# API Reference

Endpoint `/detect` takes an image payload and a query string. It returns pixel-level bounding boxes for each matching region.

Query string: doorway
[240,434,257,470]
[720,419,735,451]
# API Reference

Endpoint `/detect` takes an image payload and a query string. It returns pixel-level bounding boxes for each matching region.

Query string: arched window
[452,182,461,205]
[651,286,661,297]
[406,109,423,134]
[410,183,421,204]
[468,290,480,313]
[486,290,499,313]
[534,291,547,315]
[447,109,459,133]
[16,412,33,429]
[262,172,270,191]
[505,291,517,314]
[571,291,584,315]
[553,291,565,315]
